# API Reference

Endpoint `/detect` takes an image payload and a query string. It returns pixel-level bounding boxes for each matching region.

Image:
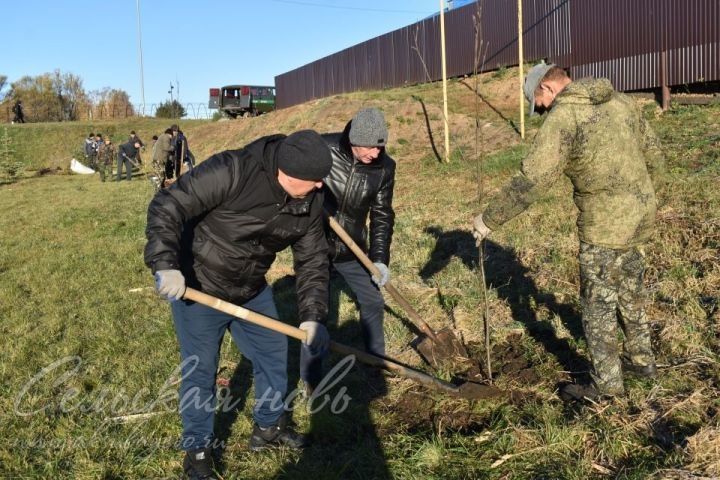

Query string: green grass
[1,84,719,478]
[5,117,209,171]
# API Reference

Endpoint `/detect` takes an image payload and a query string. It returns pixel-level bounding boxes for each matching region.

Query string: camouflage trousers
[150,159,165,191]
[579,242,655,395]
[97,161,112,182]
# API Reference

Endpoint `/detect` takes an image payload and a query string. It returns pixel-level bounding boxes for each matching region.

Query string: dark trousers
[116,156,133,181]
[171,285,288,451]
[300,259,385,388]
[86,153,97,170]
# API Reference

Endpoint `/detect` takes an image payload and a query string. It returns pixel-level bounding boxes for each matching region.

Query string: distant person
[129,130,145,148]
[84,133,97,169]
[149,135,160,189]
[150,134,159,155]
[96,136,116,182]
[94,133,103,162]
[117,140,140,182]
[93,134,103,169]
[177,129,195,174]
[170,124,192,178]
[472,63,665,403]
[152,129,174,189]
[129,130,145,164]
[11,100,25,124]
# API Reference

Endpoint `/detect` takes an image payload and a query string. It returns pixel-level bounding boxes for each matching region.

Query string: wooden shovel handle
[182,287,459,395]
[326,216,438,341]
[184,288,307,342]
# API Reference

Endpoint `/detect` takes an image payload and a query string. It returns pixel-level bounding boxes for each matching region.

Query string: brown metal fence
[275,0,719,109]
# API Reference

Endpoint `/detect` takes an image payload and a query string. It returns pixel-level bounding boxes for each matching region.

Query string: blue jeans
[300,259,385,388]
[171,285,288,451]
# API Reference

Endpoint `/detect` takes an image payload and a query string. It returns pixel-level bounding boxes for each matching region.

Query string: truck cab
[208,85,276,118]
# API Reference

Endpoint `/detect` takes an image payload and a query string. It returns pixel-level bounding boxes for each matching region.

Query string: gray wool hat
[523,61,554,116]
[349,108,388,147]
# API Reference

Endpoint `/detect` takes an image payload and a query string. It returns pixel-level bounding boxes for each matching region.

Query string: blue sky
[1,0,447,108]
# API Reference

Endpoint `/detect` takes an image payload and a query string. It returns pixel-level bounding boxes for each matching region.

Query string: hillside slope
[1,69,719,478]
[4,70,525,171]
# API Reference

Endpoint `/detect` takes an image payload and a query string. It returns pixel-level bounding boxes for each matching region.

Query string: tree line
[0,70,185,123]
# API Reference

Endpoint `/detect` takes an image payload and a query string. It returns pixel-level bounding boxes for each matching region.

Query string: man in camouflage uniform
[151,129,174,191]
[473,63,664,401]
[96,136,116,182]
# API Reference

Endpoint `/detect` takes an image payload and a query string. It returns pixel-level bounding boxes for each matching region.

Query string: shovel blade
[415,328,470,368]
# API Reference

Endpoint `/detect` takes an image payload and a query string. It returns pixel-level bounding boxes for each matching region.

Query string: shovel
[326,216,470,368]
[183,288,498,400]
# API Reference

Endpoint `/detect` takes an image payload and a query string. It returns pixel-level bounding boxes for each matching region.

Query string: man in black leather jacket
[145,130,333,479]
[300,108,396,392]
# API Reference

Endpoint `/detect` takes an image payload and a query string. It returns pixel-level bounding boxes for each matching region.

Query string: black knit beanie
[276,130,332,180]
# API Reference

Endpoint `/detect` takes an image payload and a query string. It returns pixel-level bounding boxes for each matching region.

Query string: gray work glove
[299,321,330,355]
[371,262,390,287]
[472,214,492,246]
[154,269,186,301]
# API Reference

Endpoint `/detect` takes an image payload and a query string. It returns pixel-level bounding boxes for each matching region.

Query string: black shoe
[183,448,219,480]
[249,415,309,451]
[559,383,615,403]
[623,361,657,379]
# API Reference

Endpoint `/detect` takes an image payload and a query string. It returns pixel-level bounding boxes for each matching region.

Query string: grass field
[0,72,719,479]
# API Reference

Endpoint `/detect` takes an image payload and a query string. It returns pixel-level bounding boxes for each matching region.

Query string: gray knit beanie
[348,108,388,147]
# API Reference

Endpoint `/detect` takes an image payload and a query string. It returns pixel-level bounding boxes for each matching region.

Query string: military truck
[208,85,276,118]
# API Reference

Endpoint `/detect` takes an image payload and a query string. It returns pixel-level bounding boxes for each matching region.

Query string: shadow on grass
[271,272,391,480]
[420,226,590,381]
[411,95,442,164]
[213,359,253,473]
[458,79,521,136]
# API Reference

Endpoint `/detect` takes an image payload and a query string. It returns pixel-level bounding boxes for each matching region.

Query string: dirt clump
[462,333,541,386]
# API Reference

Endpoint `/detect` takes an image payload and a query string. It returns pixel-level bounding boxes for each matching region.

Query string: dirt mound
[384,390,490,434]
[379,333,542,434]
[460,333,541,386]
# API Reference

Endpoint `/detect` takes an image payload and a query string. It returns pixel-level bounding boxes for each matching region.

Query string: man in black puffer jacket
[145,130,332,479]
[300,108,396,392]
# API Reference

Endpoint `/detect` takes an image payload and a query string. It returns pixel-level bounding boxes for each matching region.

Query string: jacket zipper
[334,161,357,261]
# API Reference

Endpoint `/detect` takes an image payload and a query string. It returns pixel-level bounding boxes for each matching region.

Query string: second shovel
[327,216,469,368]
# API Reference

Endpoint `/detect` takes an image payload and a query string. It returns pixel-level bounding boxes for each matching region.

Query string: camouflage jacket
[152,133,173,164]
[97,142,116,165]
[483,78,665,249]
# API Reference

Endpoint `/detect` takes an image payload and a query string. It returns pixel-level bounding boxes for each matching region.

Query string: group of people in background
[84,130,143,182]
[82,124,193,187]
[150,124,194,191]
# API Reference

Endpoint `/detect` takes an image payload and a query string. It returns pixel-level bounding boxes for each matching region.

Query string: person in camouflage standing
[472,62,665,402]
[96,136,116,182]
[152,129,174,190]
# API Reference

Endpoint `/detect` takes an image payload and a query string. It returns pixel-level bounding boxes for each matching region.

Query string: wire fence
[2,102,215,124]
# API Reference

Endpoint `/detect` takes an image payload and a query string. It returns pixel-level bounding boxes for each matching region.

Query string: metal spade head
[414,327,471,369]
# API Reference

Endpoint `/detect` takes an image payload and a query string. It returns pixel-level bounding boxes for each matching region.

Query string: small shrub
[0,127,24,181]
[492,66,509,80]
